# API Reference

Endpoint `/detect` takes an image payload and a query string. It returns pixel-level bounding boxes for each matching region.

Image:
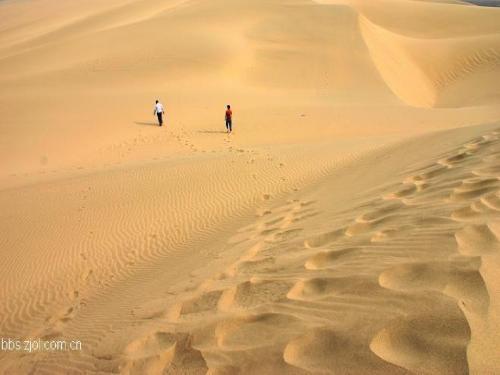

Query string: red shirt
[225,109,232,119]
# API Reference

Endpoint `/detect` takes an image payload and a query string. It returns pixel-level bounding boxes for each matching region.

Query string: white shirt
[154,103,164,114]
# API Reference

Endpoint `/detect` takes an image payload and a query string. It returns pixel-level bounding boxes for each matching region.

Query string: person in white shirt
[153,100,165,126]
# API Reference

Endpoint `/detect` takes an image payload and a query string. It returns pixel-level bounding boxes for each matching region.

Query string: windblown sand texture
[1,0,500,374]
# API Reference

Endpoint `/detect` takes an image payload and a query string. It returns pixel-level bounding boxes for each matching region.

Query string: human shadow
[134,121,159,126]
[198,130,227,134]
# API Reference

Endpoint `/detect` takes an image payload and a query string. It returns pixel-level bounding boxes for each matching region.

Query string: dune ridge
[2,0,500,183]
[358,11,500,108]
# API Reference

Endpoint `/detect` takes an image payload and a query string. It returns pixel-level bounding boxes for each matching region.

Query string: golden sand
[0,0,499,373]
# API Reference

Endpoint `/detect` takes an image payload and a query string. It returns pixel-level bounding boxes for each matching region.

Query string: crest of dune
[356,0,500,108]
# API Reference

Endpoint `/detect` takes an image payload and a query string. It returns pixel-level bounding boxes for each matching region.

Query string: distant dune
[466,1,500,7]
[0,0,499,374]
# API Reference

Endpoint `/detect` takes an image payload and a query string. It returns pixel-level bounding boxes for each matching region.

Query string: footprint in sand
[370,227,409,242]
[233,256,277,275]
[40,294,81,339]
[305,247,360,270]
[218,279,292,311]
[451,186,500,223]
[379,259,489,315]
[131,299,171,320]
[449,177,499,202]
[290,210,319,224]
[265,217,284,226]
[287,275,372,301]
[120,331,207,375]
[304,228,345,248]
[270,228,303,243]
[175,290,224,319]
[345,215,391,237]
[370,304,470,375]
[472,164,500,177]
[284,327,401,374]
[214,312,306,350]
[456,223,500,259]
[384,184,417,200]
[438,151,470,168]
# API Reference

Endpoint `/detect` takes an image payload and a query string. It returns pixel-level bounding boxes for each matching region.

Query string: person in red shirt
[225,105,232,133]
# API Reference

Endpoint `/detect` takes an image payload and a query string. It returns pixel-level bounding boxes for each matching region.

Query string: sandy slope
[2,121,498,374]
[1,0,500,184]
[357,1,500,107]
[1,0,500,374]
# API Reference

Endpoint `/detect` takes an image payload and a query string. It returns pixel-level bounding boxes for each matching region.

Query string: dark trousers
[157,112,163,126]
[226,118,232,132]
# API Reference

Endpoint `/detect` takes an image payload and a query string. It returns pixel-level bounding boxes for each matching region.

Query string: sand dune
[358,5,500,107]
[1,0,500,373]
[2,123,499,373]
[2,0,500,183]
[3,123,491,374]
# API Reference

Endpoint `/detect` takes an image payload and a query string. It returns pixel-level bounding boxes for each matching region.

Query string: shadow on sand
[135,121,159,126]
[465,0,500,6]
[198,130,227,134]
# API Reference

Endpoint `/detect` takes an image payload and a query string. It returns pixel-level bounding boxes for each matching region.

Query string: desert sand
[0,0,499,373]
